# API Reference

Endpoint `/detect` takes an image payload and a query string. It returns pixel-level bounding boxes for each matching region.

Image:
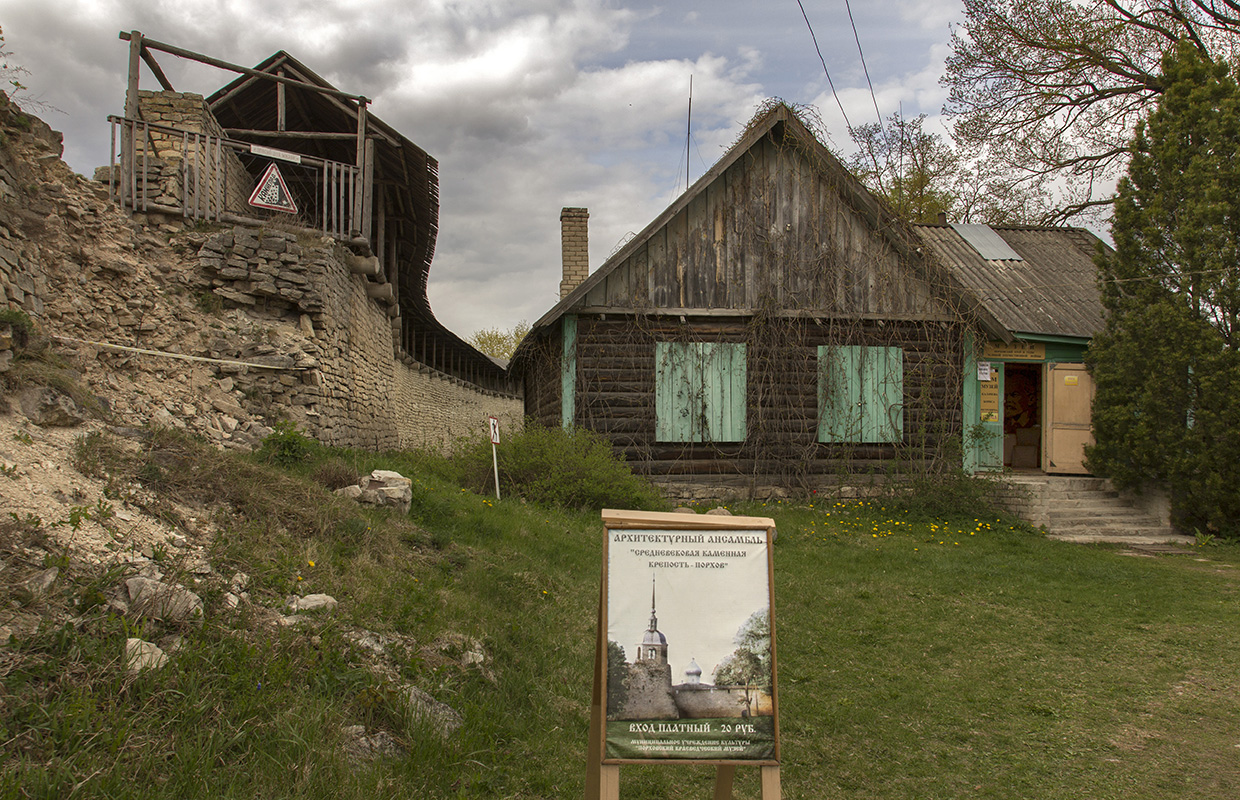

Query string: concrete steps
[995,474,1193,545]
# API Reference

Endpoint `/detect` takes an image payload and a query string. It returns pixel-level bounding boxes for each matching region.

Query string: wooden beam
[122,31,142,208]
[573,306,959,322]
[276,67,286,131]
[125,31,142,118]
[119,31,368,104]
[140,45,174,91]
[278,62,399,147]
[352,100,368,238]
[361,137,375,245]
[222,128,369,141]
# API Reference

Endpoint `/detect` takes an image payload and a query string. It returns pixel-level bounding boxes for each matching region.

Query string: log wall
[529,315,967,493]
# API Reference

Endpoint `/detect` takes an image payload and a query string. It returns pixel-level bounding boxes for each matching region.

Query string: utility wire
[844,0,884,126]
[796,0,854,135]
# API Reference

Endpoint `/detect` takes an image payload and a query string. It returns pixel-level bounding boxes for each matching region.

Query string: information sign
[587,510,781,797]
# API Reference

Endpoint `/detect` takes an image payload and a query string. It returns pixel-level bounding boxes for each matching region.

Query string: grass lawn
[4,434,1239,798]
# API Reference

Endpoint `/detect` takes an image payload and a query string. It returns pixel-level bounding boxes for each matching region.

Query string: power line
[843,0,883,126]
[796,0,854,135]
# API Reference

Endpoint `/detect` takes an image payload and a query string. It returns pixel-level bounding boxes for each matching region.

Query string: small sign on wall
[979,376,1000,422]
[977,361,992,382]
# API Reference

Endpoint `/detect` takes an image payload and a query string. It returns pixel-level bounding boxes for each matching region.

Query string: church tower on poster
[620,577,678,719]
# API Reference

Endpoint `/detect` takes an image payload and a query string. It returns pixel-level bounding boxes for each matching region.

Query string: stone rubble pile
[335,469,414,514]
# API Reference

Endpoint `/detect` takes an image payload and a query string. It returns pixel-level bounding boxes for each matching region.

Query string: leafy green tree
[848,113,958,224]
[713,608,771,715]
[606,641,629,716]
[942,0,1239,223]
[1088,40,1240,536]
[848,112,1042,225]
[468,320,529,361]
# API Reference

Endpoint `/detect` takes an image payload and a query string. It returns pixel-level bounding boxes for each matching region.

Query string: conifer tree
[1088,41,1240,535]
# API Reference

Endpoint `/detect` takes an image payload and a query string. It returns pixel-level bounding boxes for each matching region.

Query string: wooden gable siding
[568,316,965,485]
[576,133,944,319]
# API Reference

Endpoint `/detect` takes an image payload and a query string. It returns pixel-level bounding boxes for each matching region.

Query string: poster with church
[603,520,778,762]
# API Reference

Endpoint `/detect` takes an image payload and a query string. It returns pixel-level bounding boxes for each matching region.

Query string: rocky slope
[0,98,478,746]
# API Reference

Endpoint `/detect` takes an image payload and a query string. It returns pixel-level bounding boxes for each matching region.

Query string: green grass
[3,434,1239,798]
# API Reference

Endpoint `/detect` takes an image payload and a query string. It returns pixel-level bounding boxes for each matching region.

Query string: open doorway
[1003,363,1042,470]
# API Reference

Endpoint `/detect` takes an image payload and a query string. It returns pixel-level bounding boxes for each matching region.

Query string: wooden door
[1043,363,1093,474]
[964,358,1004,472]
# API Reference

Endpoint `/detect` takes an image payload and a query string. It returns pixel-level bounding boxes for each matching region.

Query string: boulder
[19,386,87,427]
[399,684,463,740]
[340,725,403,761]
[336,470,412,514]
[124,638,168,674]
[125,576,203,622]
[287,593,337,613]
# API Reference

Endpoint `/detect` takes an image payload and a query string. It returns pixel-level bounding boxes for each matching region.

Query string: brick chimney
[560,207,589,299]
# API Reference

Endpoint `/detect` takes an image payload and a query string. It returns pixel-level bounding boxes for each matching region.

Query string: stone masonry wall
[0,96,56,319]
[131,90,251,215]
[196,224,523,451]
[2,94,520,455]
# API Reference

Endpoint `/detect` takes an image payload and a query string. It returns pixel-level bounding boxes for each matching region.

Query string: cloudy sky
[0,0,962,339]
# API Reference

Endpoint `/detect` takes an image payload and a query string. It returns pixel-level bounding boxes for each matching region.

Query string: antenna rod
[686,75,693,188]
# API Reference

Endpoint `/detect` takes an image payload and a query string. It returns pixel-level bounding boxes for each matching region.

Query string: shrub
[257,421,314,466]
[454,423,669,511]
[0,307,33,346]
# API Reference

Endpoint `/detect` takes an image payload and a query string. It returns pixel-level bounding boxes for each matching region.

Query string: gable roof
[914,224,1106,340]
[521,102,1007,348]
[207,51,439,305]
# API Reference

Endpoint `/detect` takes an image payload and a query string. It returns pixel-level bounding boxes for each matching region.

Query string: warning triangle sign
[248,162,298,214]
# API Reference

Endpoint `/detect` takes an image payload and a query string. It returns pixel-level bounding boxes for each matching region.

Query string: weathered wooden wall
[573,131,940,317]
[520,116,979,495]
[546,317,966,490]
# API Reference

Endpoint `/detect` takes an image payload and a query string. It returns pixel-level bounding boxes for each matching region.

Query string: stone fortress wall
[194,223,523,451]
[0,90,522,453]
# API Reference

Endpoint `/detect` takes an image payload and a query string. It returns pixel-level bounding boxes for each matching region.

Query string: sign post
[488,416,501,500]
[587,509,781,799]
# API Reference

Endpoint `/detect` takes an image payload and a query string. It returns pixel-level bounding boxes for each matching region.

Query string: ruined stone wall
[2,93,519,454]
[132,90,251,215]
[196,224,522,451]
[0,96,56,319]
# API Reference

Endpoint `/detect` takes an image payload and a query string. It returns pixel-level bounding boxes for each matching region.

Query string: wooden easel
[585,510,781,799]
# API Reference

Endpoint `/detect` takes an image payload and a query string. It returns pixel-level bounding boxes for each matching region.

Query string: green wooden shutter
[819,345,903,443]
[561,315,577,430]
[872,346,903,443]
[655,342,681,441]
[656,342,747,443]
[702,342,747,442]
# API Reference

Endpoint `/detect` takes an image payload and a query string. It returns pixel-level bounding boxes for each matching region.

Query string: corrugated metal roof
[915,225,1107,340]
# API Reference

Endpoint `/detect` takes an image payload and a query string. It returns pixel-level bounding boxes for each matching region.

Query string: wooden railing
[108,114,362,243]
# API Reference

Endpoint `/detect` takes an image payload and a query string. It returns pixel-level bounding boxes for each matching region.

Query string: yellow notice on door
[980,378,999,421]
[1064,376,1079,386]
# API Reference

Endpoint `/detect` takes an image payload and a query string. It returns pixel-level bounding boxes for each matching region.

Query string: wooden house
[512,103,1107,497]
[915,223,1106,475]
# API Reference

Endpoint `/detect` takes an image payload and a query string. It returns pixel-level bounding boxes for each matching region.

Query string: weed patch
[453,423,669,511]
